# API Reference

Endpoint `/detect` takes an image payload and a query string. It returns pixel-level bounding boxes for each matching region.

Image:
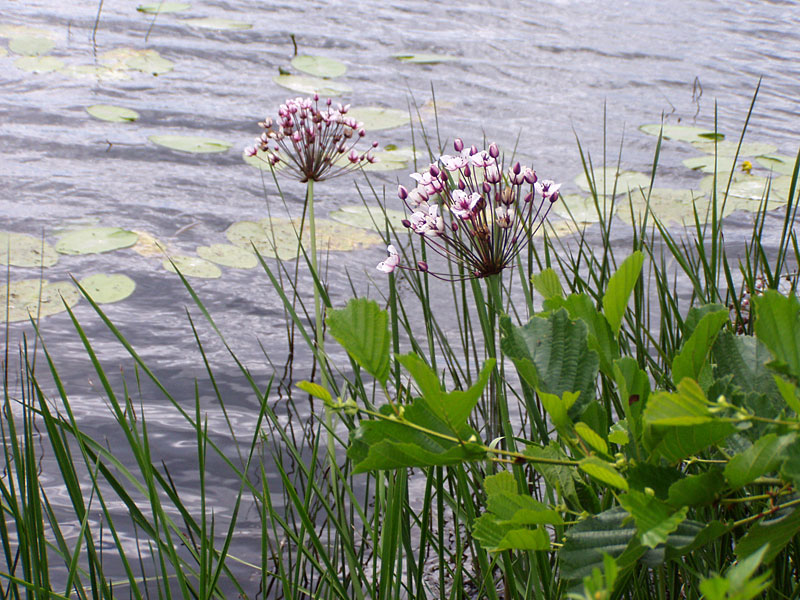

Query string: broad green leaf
[0,232,59,267]
[272,74,351,96]
[392,52,457,64]
[714,331,783,406]
[196,244,258,269]
[326,298,391,384]
[780,444,800,489]
[753,290,800,381]
[608,427,629,446]
[724,433,796,489]
[667,469,725,507]
[531,268,564,300]
[684,302,727,339]
[149,135,231,153]
[626,464,682,500]
[472,515,550,552]
[137,2,192,13]
[77,273,136,304]
[1,279,80,322]
[579,457,628,491]
[500,310,599,417]
[296,381,331,403]
[560,508,633,581]
[539,390,579,431]
[575,422,608,455]
[524,443,581,507]
[9,35,54,56]
[55,227,138,255]
[162,255,222,278]
[619,489,688,548]
[755,153,797,176]
[736,508,800,563]
[613,357,650,450]
[643,378,711,426]
[183,17,252,29]
[86,104,140,123]
[773,375,800,414]
[14,56,63,73]
[664,520,731,560]
[345,107,409,131]
[639,123,722,143]
[602,250,644,336]
[291,55,347,78]
[653,422,736,464]
[671,307,728,384]
[574,168,650,194]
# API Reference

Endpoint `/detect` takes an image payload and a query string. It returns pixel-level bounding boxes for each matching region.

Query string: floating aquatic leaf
[55,227,139,255]
[86,104,140,123]
[162,255,222,278]
[101,48,174,75]
[756,154,797,176]
[328,205,407,232]
[196,244,258,269]
[290,54,346,78]
[0,25,58,40]
[14,56,63,73]
[552,194,602,224]
[534,219,583,238]
[272,74,351,96]
[639,124,722,143]
[345,106,409,131]
[127,54,174,75]
[149,135,232,153]
[700,173,769,201]
[78,273,136,304]
[615,188,708,226]
[575,167,651,194]
[62,64,131,80]
[682,154,739,174]
[226,217,381,260]
[1,279,79,323]
[8,35,54,56]
[241,147,286,171]
[137,2,191,13]
[0,232,59,267]
[183,17,252,30]
[332,145,420,172]
[392,52,457,64]
[691,140,778,157]
[131,230,168,257]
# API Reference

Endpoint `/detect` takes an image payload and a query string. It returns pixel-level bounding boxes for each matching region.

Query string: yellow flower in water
[741,160,753,174]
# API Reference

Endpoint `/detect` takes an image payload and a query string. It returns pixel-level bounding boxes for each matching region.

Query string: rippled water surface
[2,0,799,589]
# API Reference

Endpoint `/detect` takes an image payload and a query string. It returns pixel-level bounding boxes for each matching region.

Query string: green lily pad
[127,54,174,75]
[552,194,603,224]
[272,74,351,97]
[575,167,651,194]
[328,205,407,232]
[226,217,381,260]
[8,35,54,56]
[150,135,232,153]
[132,230,168,257]
[345,107,409,131]
[700,173,769,201]
[392,52,457,64]
[14,56,63,73]
[137,2,191,13]
[0,25,57,40]
[691,140,778,157]
[86,104,140,123]
[162,255,222,278]
[755,154,797,176]
[78,273,136,303]
[291,55,346,78]
[62,64,131,80]
[1,279,79,323]
[0,232,59,267]
[196,244,258,269]
[101,48,174,75]
[682,154,739,174]
[534,219,583,239]
[615,188,709,226]
[183,17,252,30]
[639,124,722,143]
[55,227,139,255]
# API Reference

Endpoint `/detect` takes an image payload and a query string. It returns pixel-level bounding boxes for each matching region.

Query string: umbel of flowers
[246,94,378,182]
[378,139,560,278]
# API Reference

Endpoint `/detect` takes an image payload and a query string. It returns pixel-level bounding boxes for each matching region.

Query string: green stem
[485,274,515,451]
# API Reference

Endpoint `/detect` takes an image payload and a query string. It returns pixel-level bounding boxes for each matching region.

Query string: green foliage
[700,545,771,600]
[602,250,644,336]
[326,298,391,384]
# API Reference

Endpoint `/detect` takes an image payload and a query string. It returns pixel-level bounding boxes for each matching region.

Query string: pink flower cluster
[378,139,560,279]
[246,95,378,182]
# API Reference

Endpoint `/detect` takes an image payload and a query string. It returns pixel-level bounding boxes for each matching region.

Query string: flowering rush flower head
[246,95,378,182]
[378,139,560,279]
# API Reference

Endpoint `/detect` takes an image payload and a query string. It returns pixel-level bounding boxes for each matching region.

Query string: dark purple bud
[524,191,533,203]
[470,145,478,155]
[549,191,560,203]
[463,164,471,177]
[488,143,499,158]
[429,164,440,177]
[402,219,411,228]
[417,261,428,272]
[451,221,459,232]
[454,138,464,152]
[326,98,332,106]
[512,161,521,174]
[458,179,466,190]
[482,182,492,194]
[398,185,409,200]
[314,93,319,101]
[439,170,448,181]
[524,170,537,184]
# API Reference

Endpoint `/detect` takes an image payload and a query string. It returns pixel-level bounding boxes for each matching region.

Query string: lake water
[1,0,799,593]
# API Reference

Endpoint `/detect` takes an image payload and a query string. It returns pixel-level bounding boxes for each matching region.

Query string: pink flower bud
[488,143,499,158]
[402,219,411,228]
[482,182,492,194]
[398,185,409,200]
[417,261,428,272]
[512,161,521,174]
[524,192,533,203]
[429,164,440,177]
[451,221,459,232]
[524,169,537,184]
[348,149,359,163]
[457,179,466,190]
[463,164,471,177]
[454,138,464,152]
[314,93,319,101]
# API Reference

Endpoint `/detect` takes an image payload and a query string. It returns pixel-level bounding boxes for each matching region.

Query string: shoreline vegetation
[2,94,800,599]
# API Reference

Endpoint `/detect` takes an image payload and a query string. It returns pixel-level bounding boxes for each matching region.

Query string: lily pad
[55,227,139,255]
[131,230,168,257]
[272,74,351,97]
[78,273,136,303]
[755,154,797,176]
[328,205,407,232]
[8,35,54,56]
[101,48,174,75]
[183,17,252,30]
[552,194,603,224]
[700,174,769,201]
[334,146,420,172]
[196,244,258,269]
[615,188,709,226]
[0,25,58,40]
[682,154,739,174]
[137,2,191,13]
[0,48,6,58]
[150,135,232,153]
[86,104,140,123]
[1,279,79,322]
[574,167,651,194]
[62,64,131,80]
[639,124,722,143]
[691,140,778,157]
[0,232,59,267]
[534,219,584,238]
[291,55,347,78]
[345,107,409,131]
[392,52,457,64]
[226,217,381,260]
[14,56,63,73]
[162,255,222,278]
